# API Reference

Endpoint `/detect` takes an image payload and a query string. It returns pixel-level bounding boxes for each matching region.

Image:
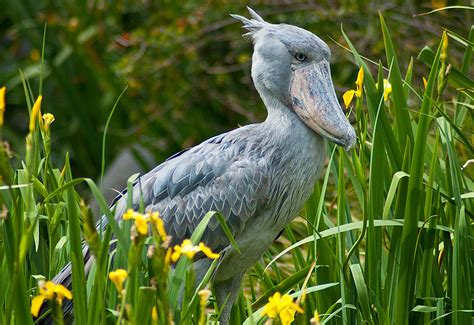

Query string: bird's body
[47,8,355,324]
[115,101,324,257]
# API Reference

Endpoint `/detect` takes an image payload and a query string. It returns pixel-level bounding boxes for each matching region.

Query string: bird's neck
[260,90,317,141]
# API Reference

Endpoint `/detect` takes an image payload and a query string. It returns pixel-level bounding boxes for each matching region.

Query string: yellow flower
[441,32,448,63]
[170,240,219,262]
[382,79,392,101]
[171,239,199,261]
[29,95,43,133]
[342,90,356,109]
[42,113,55,131]
[152,306,158,321]
[343,67,364,108]
[109,269,128,294]
[30,280,72,317]
[123,210,167,237]
[355,67,364,96]
[261,292,304,325]
[0,87,5,111]
[0,86,6,127]
[149,212,167,241]
[134,213,149,235]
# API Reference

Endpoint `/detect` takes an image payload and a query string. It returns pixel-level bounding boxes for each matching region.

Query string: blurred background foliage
[1,0,472,192]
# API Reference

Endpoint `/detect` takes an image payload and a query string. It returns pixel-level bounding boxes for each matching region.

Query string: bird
[47,7,356,324]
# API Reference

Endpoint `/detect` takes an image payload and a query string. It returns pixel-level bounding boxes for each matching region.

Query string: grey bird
[47,8,356,324]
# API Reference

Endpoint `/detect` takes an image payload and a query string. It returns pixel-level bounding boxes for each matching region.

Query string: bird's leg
[214,272,244,325]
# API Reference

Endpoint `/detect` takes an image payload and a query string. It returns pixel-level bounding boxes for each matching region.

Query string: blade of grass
[349,264,373,324]
[64,155,87,325]
[100,86,128,189]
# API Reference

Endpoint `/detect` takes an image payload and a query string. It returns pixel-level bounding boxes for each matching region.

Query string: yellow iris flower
[122,209,167,238]
[109,268,128,294]
[31,281,72,317]
[440,32,448,63]
[343,67,364,108]
[261,292,304,325]
[29,95,43,133]
[149,211,167,241]
[0,86,6,127]
[42,113,55,131]
[382,79,392,101]
[170,239,219,262]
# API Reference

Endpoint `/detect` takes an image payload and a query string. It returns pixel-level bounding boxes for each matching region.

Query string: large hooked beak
[290,61,356,150]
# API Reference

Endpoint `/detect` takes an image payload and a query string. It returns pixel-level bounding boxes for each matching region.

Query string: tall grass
[0,12,472,325]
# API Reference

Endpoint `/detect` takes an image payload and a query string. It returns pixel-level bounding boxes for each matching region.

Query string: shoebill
[46,8,356,325]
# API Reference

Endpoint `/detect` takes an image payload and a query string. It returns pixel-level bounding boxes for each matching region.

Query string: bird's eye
[295,53,307,62]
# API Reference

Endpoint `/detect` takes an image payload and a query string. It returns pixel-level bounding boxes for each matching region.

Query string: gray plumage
[47,8,355,325]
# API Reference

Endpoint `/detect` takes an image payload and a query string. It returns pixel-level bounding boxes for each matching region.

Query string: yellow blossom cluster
[122,209,167,240]
[170,239,219,262]
[31,281,72,317]
[261,292,303,325]
[343,66,393,107]
[343,67,364,108]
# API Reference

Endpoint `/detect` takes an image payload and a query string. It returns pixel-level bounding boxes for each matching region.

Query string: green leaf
[134,287,156,325]
[412,305,437,313]
[64,156,87,325]
[350,264,373,323]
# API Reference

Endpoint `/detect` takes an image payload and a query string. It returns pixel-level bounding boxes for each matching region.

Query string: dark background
[1,1,471,193]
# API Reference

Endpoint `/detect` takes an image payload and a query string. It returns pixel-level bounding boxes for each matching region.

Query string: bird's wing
[125,132,270,250]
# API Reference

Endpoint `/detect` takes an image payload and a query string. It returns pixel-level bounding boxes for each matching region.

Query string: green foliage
[254,12,473,324]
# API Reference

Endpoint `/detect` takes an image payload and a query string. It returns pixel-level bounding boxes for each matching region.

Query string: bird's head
[232,8,356,150]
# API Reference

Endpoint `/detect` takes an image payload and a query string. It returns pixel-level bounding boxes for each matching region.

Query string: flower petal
[31,295,46,317]
[355,66,364,95]
[199,242,219,259]
[134,214,149,235]
[343,90,356,108]
[123,209,136,220]
[29,96,43,133]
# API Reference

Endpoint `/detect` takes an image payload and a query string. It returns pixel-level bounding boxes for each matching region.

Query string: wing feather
[131,132,269,251]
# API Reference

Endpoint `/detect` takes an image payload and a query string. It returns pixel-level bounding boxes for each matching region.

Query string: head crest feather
[230,7,272,38]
